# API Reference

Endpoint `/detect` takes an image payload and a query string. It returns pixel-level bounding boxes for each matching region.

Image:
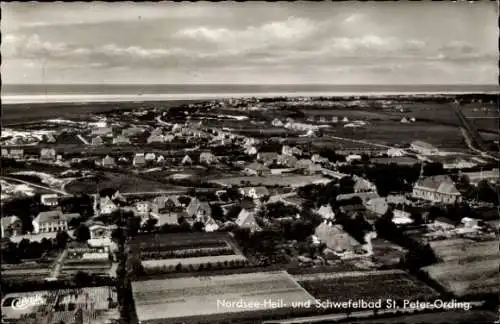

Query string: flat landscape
[131,271,316,323]
[422,256,500,298]
[297,270,439,303]
[65,171,178,194]
[209,175,332,188]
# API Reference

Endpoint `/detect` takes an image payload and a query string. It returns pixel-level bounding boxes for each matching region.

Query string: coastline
[2,90,498,105]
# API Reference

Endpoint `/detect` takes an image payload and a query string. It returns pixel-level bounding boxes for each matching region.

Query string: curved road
[1,176,71,196]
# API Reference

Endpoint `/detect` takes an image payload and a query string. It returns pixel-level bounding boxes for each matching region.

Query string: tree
[143,218,158,233]
[211,204,225,222]
[193,221,205,232]
[75,224,91,243]
[56,231,70,249]
[178,196,191,206]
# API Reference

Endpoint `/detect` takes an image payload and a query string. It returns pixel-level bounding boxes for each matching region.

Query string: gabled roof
[240,186,269,197]
[235,209,261,231]
[35,210,80,224]
[186,198,211,217]
[1,216,21,228]
[415,175,460,195]
[316,205,335,219]
[245,162,269,171]
[314,222,360,252]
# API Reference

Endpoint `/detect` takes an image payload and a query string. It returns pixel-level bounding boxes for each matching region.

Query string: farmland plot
[297,270,438,303]
[132,271,316,323]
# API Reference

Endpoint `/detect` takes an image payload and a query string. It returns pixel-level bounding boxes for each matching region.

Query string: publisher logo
[11,295,45,310]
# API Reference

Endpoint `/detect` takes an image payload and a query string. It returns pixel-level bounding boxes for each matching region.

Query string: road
[77,134,90,145]
[120,187,218,196]
[1,176,71,196]
[325,135,393,150]
[451,103,499,161]
[49,248,68,279]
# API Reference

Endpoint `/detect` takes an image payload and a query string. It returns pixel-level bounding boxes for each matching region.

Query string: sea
[2,84,498,104]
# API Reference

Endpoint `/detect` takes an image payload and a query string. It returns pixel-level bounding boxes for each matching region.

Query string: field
[131,271,316,323]
[65,171,177,194]
[209,175,332,188]
[2,100,193,125]
[1,262,53,281]
[429,239,499,262]
[59,248,113,278]
[342,310,497,324]
[422,256,500,297]
[297,270,439,303]
[129,232,247,272]
[1,286,119,324]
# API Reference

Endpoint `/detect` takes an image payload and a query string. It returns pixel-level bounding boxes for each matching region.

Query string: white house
[41,194,59,207]
[315,205,335,220]
[387,148,407,157]
[410,140,439,155]
[412,175,461,204]
[32,210,80,234]
[239,186,269,200]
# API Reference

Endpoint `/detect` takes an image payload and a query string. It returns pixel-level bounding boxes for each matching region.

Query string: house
[145,153,156,162]
[431,217,458,230]
[157,155,165,164]
[311,154,328,164]
[91,127,113,137]
[441,157,477,170]
[200,152,217,164]
[133,153,146,167]
[41,194,59,206]
[1,216,23,238]
[364,197,389,216]
[89,224,116,240]
[400,117,410,124]
[99,196,119,215]
[342,117,349,123]
[40,148,56,161]
[181,154,193,165]
[410,140,439,155]
[461,217,479,228]
[257,152,279,165]
[272,119,284,127]
[245,146,258,156]
[135,201,151,215]
[277,154,298,168]
[113,135,131,145]
[314,221,360,254]
[153,195,183,212]
[204,217,220,232]
[239,186,269,200]
[295,159,313,170]
[9,149,24,160]
[1,148,9,157]
[353,176,377,193]
[102,155,116,167]
[186,198,212,221]
[122,127,144,137]
[315,205,335,220]
[282,145,302,156]
[147,134,165,144]
[32,209,80,234]
[412,175,462,204]
[392,209,413,225]
[244,162,270,176]
[331,116,339,123]
[91,136,104,146]
[164,134,175,142]
[235,209,261,232]
[387,148,407,157]
[346,154,362,163]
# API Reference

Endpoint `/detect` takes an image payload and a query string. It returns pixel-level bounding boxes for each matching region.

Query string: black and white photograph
[1,1,499,324]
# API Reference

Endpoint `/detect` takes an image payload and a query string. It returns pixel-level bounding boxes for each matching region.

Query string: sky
[1,1,497,85]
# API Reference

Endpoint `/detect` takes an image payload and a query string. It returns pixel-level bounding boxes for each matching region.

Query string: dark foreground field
[2,100,195,125]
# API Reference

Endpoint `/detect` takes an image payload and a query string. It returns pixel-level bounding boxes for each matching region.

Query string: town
[1,94,498,324]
